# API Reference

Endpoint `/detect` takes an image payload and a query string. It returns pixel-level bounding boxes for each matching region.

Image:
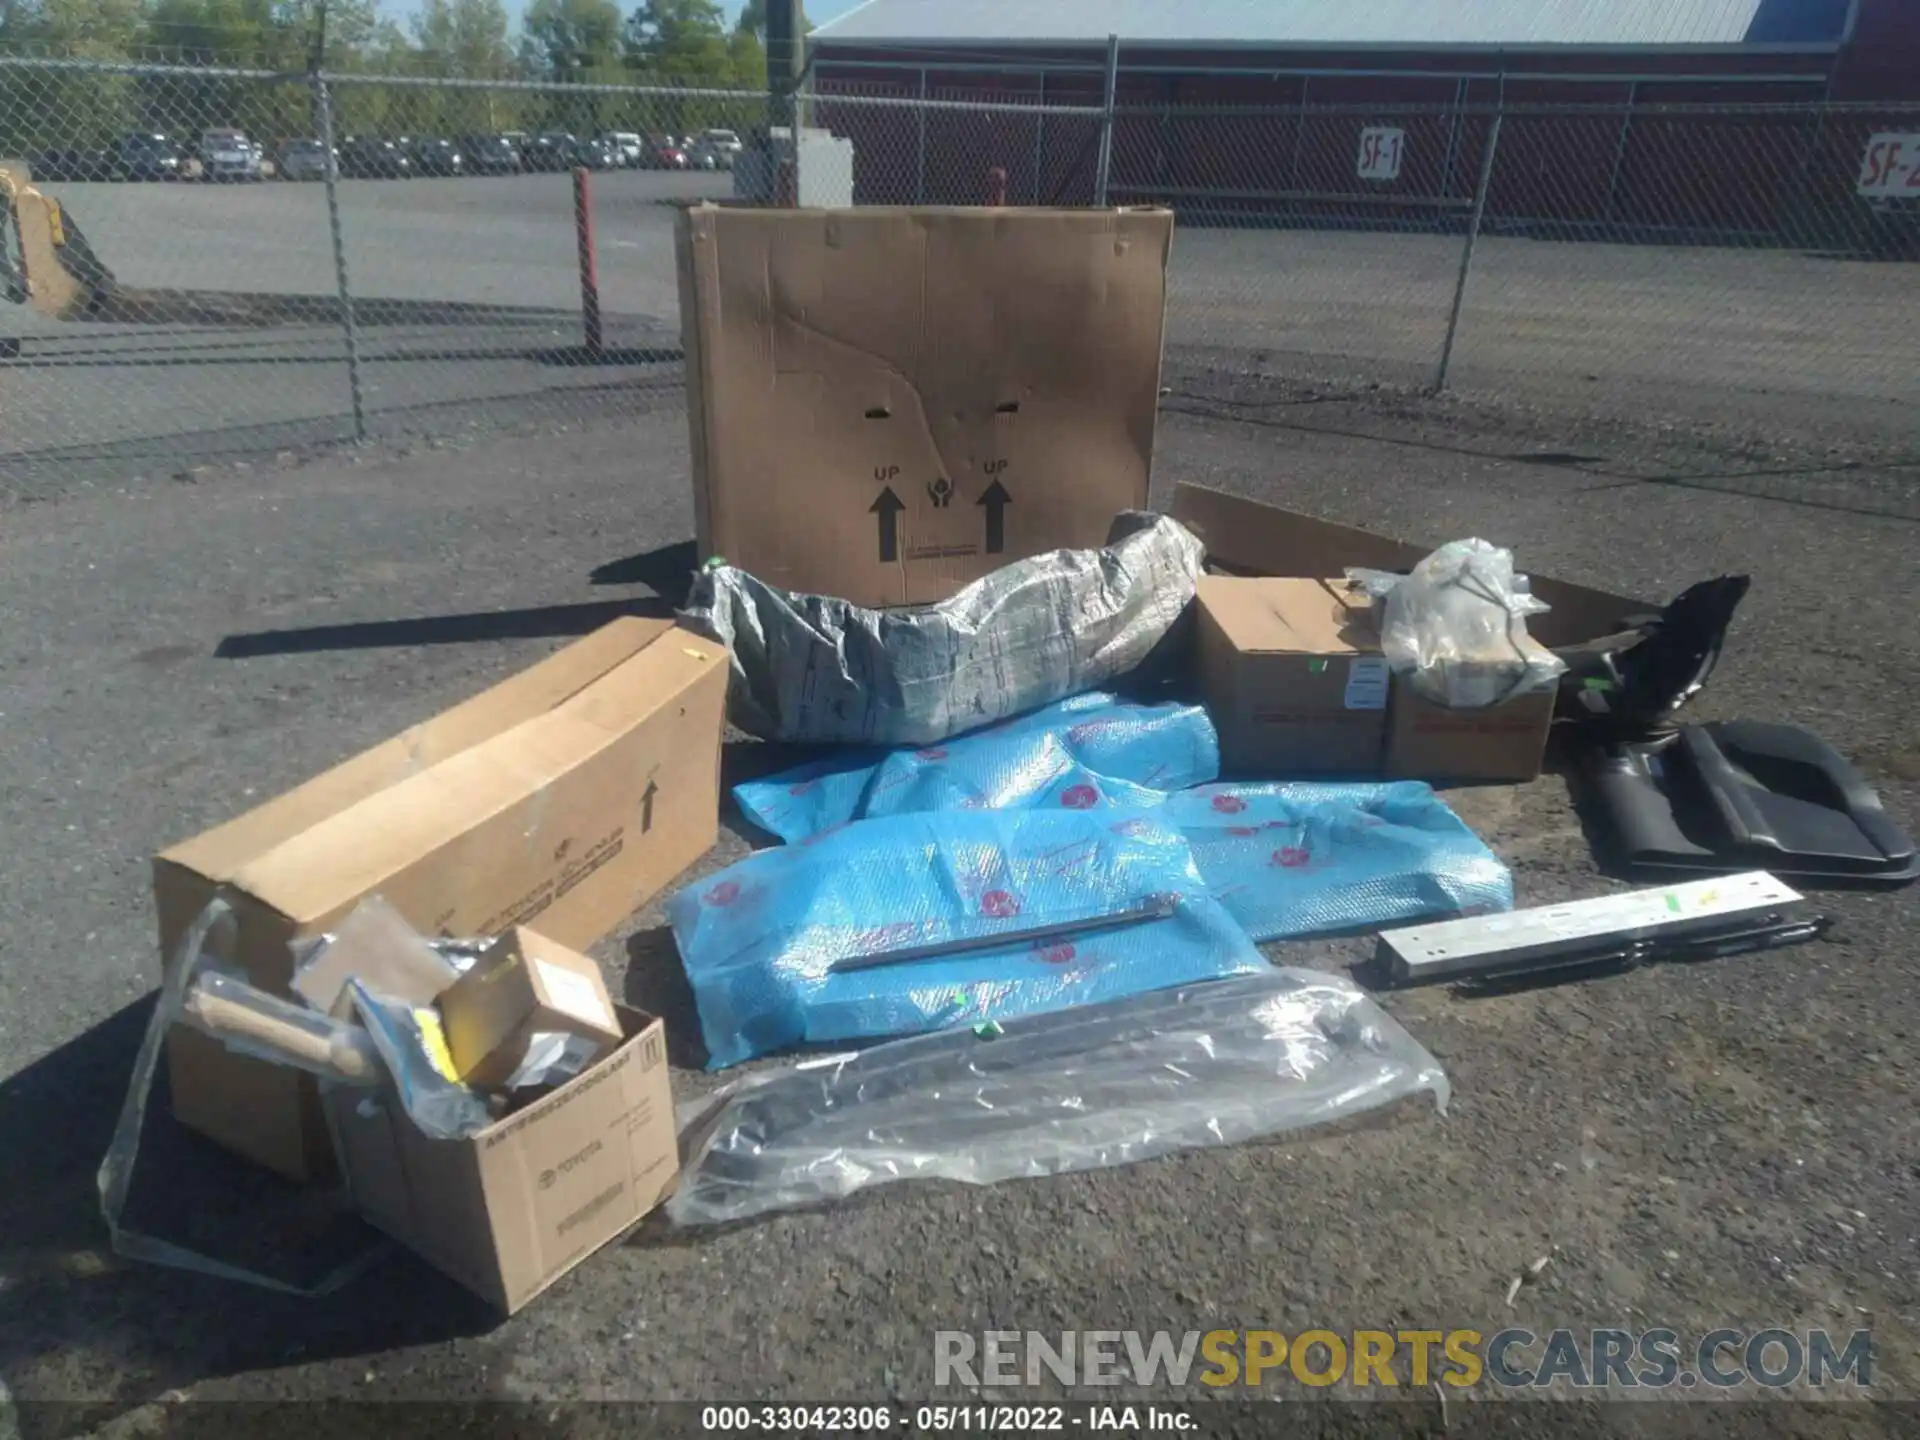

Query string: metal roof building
[808,0,1915,236]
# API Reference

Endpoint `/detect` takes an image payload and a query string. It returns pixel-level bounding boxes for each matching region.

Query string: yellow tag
[46,202,66,247]
[414,1007,460,1083]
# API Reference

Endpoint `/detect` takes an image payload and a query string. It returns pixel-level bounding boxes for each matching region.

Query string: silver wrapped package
[679,512,1206,747]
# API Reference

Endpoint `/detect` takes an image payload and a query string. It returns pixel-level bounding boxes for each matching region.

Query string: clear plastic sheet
[1348,539,1567,709]
[732,691,1220,844]
[668,806,1268,1069]
[343,979,493,1140]
[668,968,1449,1227]
[679,512,1206,746]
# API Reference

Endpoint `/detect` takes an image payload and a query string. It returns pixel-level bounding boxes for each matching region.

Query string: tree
[521,0,623,77]
[624,0,727,79]
[412,0,512,79]
[733,0,810,44]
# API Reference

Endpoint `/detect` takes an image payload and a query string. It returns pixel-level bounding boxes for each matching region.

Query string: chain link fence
[4,53,1916,509]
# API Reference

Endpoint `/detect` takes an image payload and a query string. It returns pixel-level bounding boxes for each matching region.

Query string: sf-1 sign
[1357,127,1405,182]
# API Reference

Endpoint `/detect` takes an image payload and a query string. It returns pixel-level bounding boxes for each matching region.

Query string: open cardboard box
[328,995,677,1315]
[1169,484,1652,782]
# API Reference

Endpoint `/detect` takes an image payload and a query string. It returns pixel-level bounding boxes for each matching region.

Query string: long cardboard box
[676,204,1174,606]
[1169,485,1650,783]
[154,619,727,1181]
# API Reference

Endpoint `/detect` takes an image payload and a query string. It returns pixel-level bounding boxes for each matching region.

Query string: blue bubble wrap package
[734,692,1220,844]
[1167,780,1513,943]
[668,807,1268,1069]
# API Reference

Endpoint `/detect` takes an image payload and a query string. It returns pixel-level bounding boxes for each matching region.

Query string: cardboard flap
[1170,484,1650,649]
[680,205,1173,606]
[160,617,674,883]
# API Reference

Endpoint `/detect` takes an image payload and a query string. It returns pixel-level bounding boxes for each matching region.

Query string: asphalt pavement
[0,373,1915,1434]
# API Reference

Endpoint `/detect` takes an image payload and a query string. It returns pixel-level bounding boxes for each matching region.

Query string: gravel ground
[0,372,1916,1437]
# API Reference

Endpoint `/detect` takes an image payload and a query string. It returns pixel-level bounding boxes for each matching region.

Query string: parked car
[275,138,331,181]
[27,147,112,182]
[644,134,687,169]
[459,134,522,174]
[338,137,413,179]
[693,127,742,169]
[521,133,577,173]
[201,128,263,182]
[573,136,619,170]
[602,131,644,167]
[408,137,465,177]
[112,132,186,181]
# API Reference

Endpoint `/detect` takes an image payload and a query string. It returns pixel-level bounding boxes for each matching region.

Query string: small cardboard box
[1383,630,1564,783]
[1170,484,1651,784]
[328,1004,677,1315]
[676,204,1174,606]
[441,928,624,1089]
[1195,576,1390,774]
[154,618,727,1181]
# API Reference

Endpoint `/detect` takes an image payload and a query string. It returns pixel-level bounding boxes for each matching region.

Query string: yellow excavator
[1,161,116,320]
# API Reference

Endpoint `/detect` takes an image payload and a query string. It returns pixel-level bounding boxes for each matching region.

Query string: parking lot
[5,166,1918,481]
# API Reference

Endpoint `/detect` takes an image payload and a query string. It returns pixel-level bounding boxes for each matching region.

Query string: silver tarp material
[678,512,1206,747]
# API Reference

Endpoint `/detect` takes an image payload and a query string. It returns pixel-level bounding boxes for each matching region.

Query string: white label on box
[1345,657,1389,710]
[533,958,614,1032]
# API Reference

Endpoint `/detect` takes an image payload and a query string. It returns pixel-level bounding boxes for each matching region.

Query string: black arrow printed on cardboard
[977,479,1012,555]
[870,486,905,563]
[641,778,658,833]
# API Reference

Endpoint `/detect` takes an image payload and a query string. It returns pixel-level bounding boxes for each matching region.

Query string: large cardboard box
[154,619,727,1181]
[1170,485,1651,784]
[676,204,1174,606]
[1195,576,1390,774]
[328,1002,677,1314]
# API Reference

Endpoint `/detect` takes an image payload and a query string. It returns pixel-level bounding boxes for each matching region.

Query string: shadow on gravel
[216,596,675,658]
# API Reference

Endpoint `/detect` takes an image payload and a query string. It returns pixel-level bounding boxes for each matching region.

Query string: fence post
[573,167,603,359]
[311,72,366,444]
[1431,110,1502,394]
[915,68,927,204]
[1093,33,1119,207]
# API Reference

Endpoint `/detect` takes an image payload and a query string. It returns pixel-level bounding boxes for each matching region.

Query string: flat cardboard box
[441,927,624,1089]
[1195,576,1390,774]
[153,618,727,1181]
[328,1003,677,1315]
[1169,484,1651,783]
[676,204,1174,606]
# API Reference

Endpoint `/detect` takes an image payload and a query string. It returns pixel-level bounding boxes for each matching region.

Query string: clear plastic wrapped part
[667,968,1449,1227]
[181,969,381,1085]
[1348,540,1567,709]
[344,978,493,1140]
[502,1032,604,1092]
[679,512,1206,747]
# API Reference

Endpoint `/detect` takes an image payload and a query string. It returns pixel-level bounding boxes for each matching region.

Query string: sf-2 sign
[1856,133,1920,198]
[1357,127,1405,182]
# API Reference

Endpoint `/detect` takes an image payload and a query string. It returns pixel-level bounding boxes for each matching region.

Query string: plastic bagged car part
[733,691,1220,843]
[290,894,468,1016]
[680,512,1206,746]
[1167,781,1513,942]
[668,968,1448,1226]
[1349,539,1567,709]
[668,806,1269,1069]
[343,978,493,1140]
[503,1031,605,1092]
